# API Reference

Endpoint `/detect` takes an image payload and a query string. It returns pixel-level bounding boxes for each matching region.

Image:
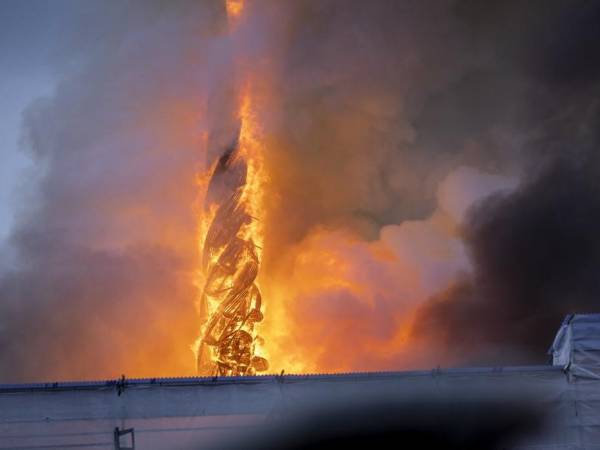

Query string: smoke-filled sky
[0,0,599,382]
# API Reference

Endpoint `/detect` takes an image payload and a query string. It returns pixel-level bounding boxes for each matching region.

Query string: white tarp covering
[550,313,600,380]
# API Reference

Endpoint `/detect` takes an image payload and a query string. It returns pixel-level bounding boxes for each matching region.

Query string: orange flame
[226,0,244,25]
[193,88,269,374]
[193,0,269,375]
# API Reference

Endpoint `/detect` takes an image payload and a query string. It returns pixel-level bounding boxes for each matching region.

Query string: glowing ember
[225,0,244,21]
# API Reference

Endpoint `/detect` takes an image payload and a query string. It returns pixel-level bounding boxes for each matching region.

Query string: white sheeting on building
[550,313,600,380]
[1,314,600,449]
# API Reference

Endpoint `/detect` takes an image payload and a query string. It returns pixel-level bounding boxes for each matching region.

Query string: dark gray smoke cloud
[413,151,600,365]
[262,0,600,370]
[411,0,600,365]
[1,0,599,381]
[263,0,599,251]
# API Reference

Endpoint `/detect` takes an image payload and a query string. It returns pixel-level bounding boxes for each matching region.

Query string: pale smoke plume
[0,1,225,381]
[0,0,599,382]
[261,167,515,373]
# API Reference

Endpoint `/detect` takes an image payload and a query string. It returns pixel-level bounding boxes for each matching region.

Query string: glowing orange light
[226,0,244,23]
[193,0,269,376]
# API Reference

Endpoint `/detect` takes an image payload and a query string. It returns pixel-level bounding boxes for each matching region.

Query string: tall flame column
[196,137,269,376]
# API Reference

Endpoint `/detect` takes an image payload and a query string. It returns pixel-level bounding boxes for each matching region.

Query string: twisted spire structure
[196,138,269,376]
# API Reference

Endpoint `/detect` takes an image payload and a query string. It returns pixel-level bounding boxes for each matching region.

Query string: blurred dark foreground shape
[209,393,545,450]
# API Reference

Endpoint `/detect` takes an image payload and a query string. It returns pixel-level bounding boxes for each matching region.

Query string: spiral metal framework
[196,139,269,376]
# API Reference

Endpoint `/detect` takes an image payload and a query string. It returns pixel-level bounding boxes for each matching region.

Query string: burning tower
[196,134,268,376]
[195,1,269,377]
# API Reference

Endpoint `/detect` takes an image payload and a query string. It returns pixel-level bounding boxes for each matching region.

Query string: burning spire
[195,1,269,376]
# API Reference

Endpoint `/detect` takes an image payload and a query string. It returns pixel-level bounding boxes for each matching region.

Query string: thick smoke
[0,1,227,381]
[413,153,600,366]
[1,0,599,381]
[260,167,515,372]
[409,0,600,366]
[260,0,600,371]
